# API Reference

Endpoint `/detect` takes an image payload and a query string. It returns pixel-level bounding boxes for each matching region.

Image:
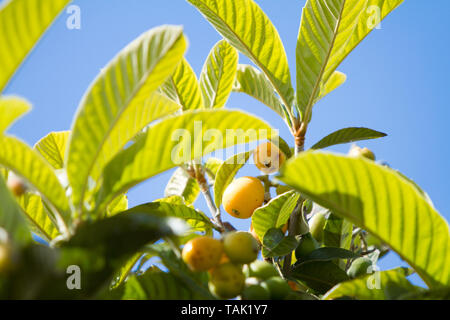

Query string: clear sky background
[3,0,450,287]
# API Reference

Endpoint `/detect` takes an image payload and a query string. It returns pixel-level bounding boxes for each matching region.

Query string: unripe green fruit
[241,284,270,300]
[261,277,291,300]
[209,263,245,299]
[309,212,326,242]
[223,231,259,264]
[347,257,373,279]
[243,260,278,280]
[295,233,319,260]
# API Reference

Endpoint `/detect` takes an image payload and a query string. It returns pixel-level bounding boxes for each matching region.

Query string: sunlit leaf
[204,157,223,182]
[34,131,70,169]
[279,152,450,288]
[187,0,294,107]
[0,135,70,225]
[315,71,347,103]
[0,96,31,133]
[311,127,387,150]
[252,191,300,242]
[67,26,186,209]
[296,0,404,122]
[165,168,200,205]
[0,0,70,92]
[160,58,204,110]
[213,151,252,208]
[106,194,128,217]
[233,64,285,119]
[18,193,60,241]
[200,40,238,109]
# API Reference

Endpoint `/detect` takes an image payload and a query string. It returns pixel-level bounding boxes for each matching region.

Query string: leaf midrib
[302,0,347,123]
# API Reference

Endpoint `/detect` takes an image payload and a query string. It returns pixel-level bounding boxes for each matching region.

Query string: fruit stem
[190,163,234,233]
[257,175,272,204]
[294,122,308,155]
[274,260,287,280]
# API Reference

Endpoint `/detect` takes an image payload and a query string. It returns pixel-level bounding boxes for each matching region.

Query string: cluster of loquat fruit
[182,231,292,299]
[181,142,378,299]
[182,142,293,299]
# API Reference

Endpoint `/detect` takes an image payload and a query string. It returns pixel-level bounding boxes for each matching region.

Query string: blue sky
[4,0,450,286]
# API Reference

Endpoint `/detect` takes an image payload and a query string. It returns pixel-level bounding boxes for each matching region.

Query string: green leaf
[213,151,252,208]
[95,109,275,211]
[187,0,294,107]
[200,40,238,109]
[299,247,359,264]
[278,152,450,288]
[322,212,353,269]
[296,0,404,122]
[0,175,32,244]
[311,127,387,150]
[233,64,285,119]
[119,269,200,300]
[0,135,70,225]
[106,194,128,217]
[204,157,224,182]
[292,260,350,294]
[111,252,144,289]
[155,195,186,205]
[120,202,213,235]
[160,58,204,110]
[252,191,300,242]
[398,287,450,300]
[262,228,299,258]
[0,96,31,133]
[18,193,60,241]
[34,131,70,169]
[67,25,186,209]
[324,267,420,300]
[0,0,70,92]
[315,71,347,103]
[165,168,200,205]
